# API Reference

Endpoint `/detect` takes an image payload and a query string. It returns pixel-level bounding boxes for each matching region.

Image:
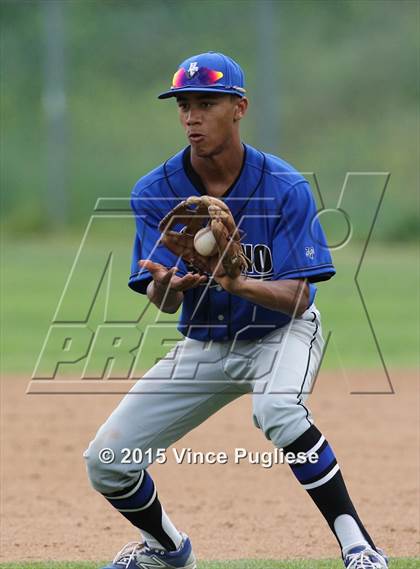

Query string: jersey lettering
[242,243,253,271]
[186,243,273,277]
[241,243,273,275]
[252,244,273,274]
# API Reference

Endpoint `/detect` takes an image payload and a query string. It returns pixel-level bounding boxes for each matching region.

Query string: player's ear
[233,96,248,122]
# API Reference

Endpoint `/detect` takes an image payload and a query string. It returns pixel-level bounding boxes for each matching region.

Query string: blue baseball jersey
[128,144,335,341]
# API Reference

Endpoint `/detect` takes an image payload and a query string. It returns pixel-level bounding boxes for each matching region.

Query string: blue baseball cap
[158,52,246,99]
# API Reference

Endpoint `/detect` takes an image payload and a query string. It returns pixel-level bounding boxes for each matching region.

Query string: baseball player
[84,52,388,569]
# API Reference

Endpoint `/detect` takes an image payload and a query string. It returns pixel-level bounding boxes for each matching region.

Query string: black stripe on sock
[118,492,177,551]
[308,470,376,550]
[290,439,329,471]
[285,425,376,552]
[101,472,178,552]
[285,424,323,455]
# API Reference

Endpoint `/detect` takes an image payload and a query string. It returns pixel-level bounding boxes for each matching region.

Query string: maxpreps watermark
[98,447,319,469]
[28,175,394,396]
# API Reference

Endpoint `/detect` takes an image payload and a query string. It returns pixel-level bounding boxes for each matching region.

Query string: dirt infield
[1,371,419,562]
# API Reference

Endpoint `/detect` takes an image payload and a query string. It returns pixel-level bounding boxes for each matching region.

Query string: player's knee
[252,394,310,449]
[83,436,136,495]
[83,439,118,494]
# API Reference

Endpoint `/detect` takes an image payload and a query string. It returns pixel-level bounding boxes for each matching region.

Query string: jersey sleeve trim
[128,271,153,295]
[274,264,336,283]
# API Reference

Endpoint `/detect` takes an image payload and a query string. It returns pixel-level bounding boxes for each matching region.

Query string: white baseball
[194,227,217,257]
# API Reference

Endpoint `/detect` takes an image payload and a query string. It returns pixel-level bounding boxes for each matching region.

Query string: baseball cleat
[344,545,388,568]
[100,532,196,569]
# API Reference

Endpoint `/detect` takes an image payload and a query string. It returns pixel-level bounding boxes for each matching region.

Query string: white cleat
[344,545,388,569]
[100,532,196,569]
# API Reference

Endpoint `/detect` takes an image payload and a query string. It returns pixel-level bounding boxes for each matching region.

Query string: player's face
[176,93,247,157]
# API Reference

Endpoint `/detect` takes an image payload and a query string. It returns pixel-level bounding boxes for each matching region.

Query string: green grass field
[0,559,418,568]
[1,236,418,377]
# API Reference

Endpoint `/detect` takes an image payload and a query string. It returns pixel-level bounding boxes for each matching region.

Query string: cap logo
[187,62,199,78]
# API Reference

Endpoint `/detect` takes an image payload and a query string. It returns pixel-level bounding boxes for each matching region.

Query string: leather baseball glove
[158,196,248,278]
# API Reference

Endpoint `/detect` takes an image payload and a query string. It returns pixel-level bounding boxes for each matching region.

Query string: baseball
[193,226,217,256]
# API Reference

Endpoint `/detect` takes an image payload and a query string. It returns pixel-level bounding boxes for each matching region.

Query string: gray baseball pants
[84,305,324,494]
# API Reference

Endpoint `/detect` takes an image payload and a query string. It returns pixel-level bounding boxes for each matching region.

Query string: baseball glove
[158,196,248,278]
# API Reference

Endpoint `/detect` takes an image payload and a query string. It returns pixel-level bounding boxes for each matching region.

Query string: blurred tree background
[1,0,418,239]
[1,0,419,376]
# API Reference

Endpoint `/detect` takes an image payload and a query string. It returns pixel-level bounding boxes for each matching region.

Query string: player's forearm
[231,278,310,317]
[146,281,183,314]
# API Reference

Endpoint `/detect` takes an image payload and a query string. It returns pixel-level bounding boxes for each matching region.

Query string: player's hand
[139,260,207,292]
